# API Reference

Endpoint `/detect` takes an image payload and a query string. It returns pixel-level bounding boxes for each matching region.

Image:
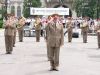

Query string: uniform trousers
[36,30,41,42]
[49,47,60,67]
[18,29,24,42]
[47,44,50,60]
[97,32,100,48]
[83,31,87,43]
[5,35,13,52]
[68,31,72,42]
[13,30,16,46]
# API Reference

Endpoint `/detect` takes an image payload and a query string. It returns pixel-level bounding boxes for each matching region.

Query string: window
[17,6,21,17]
[11,6,15,14]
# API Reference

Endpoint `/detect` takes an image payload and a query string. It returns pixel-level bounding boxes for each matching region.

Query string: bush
[0,20,3,28]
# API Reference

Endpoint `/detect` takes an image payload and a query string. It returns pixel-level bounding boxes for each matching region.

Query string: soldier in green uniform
[81,18,89,43]
[66,17,73,42]
[34,16,41,42]
[17,17,26,42]
[11,14,17,47]
[45,15,53,61]
[46,14,64,71]
[96,19,100,48]
[3,14,16,54]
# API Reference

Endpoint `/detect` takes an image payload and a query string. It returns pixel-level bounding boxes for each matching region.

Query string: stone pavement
[0,29,100,75]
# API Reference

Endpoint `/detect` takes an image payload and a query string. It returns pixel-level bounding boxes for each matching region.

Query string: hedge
[0,20,3,28]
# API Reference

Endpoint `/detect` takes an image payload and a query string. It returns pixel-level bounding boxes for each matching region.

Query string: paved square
[0,29,100,75]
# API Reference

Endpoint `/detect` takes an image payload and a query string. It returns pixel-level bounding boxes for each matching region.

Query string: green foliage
[0,7,7,19]
[73,0,100,19]
[0,20,3,28]
[73,0,83,17]
[23,0,41,18]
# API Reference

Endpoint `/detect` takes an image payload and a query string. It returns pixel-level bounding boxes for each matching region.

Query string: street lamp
[59,0,64,5]
[81,0,90,17]
[46,0,51,7]
[5,0,8,15]
[27,0,32,6]
[26,0,32,17]
[7,0,10,13]
[4,0,10,19]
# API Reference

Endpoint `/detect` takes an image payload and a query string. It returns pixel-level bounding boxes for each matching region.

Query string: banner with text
[30,8,69,15]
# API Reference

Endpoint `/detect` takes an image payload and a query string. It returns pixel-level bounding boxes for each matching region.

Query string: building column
[21,4,23,17]
[7,3,11,14]
[15,4,17,17]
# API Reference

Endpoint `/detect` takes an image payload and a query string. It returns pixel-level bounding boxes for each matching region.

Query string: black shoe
[19,41,23,42]
[68,41,71,43]
[36,41,40,42]
[83,42,87,43]
[13,45,15,47]
[49,67,54,71]
[6,52,12,54]
[53,67,59,71]
[49,67,59,71]
[53,68,59,71]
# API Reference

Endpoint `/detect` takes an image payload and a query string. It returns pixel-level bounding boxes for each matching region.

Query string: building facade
[7,0,23,17]
[41,0,77,18]
[6,0,76,18]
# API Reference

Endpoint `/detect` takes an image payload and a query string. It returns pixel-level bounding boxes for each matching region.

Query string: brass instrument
[80,22,88,28]
[67,21,73,29]
[34,19,41,30]
[34,19,41,26]
[17,24,23,29]
[17,19,25,29]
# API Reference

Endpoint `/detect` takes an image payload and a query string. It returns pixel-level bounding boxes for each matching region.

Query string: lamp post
[46,0,51,7]
[82,0,89,17]
[5,0,7,19]
[27,0,32,7]
[59,0,64,5]
[7,0,10,14]
[4,0,10,19]
[27,0,32,17]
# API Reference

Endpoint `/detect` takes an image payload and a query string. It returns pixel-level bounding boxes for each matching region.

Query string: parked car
[23,25,36,37]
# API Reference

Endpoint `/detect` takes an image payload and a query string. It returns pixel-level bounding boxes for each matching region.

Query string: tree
[73,0,100,19]
[73,0,83,17]
[0,6,7,19]
[23,0,41,18]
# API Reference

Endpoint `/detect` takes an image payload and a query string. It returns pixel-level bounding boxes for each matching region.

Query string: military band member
[17,17,26,42]
[3,14,16,54]
[96,19,100,48]
[11,14,17,47]
[34,16,41,42]
[45,15,53,61]
[81,18,89,43]
[66,17,73,42]
[46,14,64,71]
